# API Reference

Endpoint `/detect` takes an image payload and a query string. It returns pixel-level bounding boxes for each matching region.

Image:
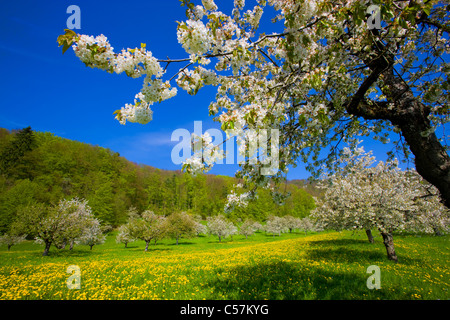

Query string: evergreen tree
[0,127,36,179]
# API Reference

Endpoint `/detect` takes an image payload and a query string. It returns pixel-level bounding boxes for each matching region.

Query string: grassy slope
[0,230,448,300]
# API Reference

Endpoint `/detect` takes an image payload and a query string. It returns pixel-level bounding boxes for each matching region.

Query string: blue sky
[0,0,405,180]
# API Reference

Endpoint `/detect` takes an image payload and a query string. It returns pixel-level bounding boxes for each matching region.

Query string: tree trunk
[346,50,450,209]
[69,240,74,250]
[433,226,443,237]
[7,244,11,251]
[366,229,374,243]
[395,114,450,209]
[89,245,93,250]
[42,241,51,256]
[145,240,150,252]
[125,242,128,248]
[176,236,179,245]
[218,236,221,242]
[380,232,398,263]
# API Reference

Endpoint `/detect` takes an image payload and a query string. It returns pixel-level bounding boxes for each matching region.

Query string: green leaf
[352,4,365,26]
[221,121,235,131]
[396,17,408,29]
[57,29,77,54]
[380,5,394,20]
[177,23,189,31]
[302,35,311,46]
[221,122,228,131]
[298,114,306,126]
[62,28,77,39]
[61,43,71,54]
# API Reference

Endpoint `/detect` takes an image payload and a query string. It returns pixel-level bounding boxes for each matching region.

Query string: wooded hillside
[0,127,315,233]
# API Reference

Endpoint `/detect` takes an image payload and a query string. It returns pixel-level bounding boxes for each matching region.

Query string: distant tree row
[0,127,316,233]
[0,199,318,255]
[116,207,319,249]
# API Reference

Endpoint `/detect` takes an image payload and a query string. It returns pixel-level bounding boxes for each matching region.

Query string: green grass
[0,230,449,300]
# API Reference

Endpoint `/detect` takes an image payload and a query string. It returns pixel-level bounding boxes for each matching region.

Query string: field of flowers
[0,230,448,300]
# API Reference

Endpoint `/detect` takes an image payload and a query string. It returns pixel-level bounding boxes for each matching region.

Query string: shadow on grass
[206,240,235,244]
[143,248,172,252]
[263,234,283,238]
[96,244,173,253]
[203,260,409,300]
[28,248,103,259]
[306,238,424,266]
[308,238,370,246]
[261,233,314,239]
[167,241,196,246]
[121,245,141,249]
[306,247,386,263]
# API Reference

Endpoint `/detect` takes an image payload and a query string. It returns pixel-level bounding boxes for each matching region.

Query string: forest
[0,127,316,233]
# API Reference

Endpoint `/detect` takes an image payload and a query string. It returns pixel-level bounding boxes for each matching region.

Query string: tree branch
[418,17,450,34]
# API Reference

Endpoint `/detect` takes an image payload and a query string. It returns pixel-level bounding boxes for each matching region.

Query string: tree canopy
[58,0,450,207]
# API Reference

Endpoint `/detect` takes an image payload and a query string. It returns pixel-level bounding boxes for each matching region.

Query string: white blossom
[177,19,212,55]
[202,0,218,12]
[207,215,236,242]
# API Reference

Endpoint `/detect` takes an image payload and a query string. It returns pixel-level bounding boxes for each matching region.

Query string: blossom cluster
[72,35,176,125]
[182,131,224,175]
[116,93,153,125]
[176,67,218,95]
[72,34,115,71]
[177,19,213,56]
[73,35,163,78]
[224,189,252,212]
[202,0,218,12]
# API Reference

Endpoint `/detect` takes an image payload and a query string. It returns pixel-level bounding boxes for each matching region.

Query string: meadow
[0,230,448,300]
